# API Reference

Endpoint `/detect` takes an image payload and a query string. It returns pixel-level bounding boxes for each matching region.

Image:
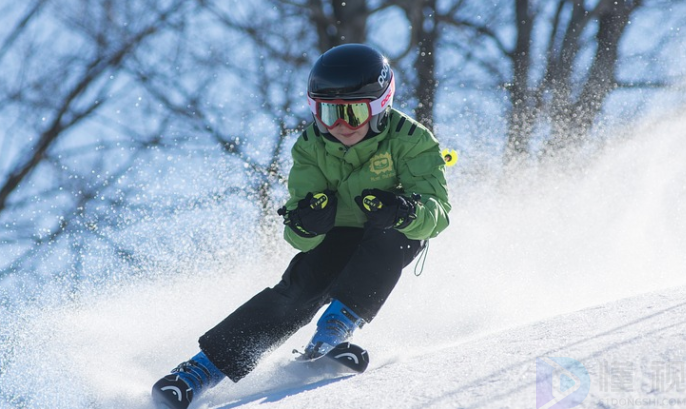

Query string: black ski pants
[198,226,424,382]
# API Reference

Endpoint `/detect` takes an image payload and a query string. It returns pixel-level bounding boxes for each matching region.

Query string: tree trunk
[505,0,535,163]
[411,0,438,131]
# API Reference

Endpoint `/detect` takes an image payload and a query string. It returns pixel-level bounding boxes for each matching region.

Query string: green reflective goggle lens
[317,101,372,130]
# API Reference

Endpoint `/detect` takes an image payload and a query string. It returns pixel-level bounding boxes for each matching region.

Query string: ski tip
[328,343,369,373]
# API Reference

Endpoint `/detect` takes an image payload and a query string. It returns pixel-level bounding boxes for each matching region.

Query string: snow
[2,113,686,408]
[203,287,686,409]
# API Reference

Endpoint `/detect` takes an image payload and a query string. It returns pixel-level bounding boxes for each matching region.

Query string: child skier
[152,43,451,409]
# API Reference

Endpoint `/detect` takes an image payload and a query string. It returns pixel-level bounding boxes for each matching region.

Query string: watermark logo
[537,357,590,409]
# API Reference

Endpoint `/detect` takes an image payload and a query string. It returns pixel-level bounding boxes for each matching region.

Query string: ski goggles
[307,75,395,130]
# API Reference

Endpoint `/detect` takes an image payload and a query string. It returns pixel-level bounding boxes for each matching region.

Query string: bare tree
[436,0,684,164]
[151,1,317,228]
[0,0,196,280]
[507,0,644,161]
[391,0,440,130]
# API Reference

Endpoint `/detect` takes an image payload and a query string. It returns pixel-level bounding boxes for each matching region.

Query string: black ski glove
[278,190,337,238]
[354,188,419,230]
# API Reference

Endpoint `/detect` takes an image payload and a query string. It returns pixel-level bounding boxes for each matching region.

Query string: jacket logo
[370,152,393,175]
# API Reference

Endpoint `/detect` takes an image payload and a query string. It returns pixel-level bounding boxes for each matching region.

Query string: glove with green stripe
[278,190,337,238]
[354,188,418,230]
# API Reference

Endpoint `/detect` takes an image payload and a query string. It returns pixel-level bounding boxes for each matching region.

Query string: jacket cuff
[284,228,326,252]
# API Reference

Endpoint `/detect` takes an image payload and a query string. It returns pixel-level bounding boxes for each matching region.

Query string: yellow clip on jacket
[284,109,452,252]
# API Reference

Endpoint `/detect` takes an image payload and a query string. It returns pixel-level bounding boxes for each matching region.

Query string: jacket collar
[322,124,391,167]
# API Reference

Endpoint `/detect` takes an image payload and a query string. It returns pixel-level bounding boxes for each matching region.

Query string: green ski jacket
[284,109,451,252]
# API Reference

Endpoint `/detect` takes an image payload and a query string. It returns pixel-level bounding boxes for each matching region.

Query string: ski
[294,342,369,374]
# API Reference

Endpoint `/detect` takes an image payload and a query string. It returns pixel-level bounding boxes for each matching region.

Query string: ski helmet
[307,44,395,134]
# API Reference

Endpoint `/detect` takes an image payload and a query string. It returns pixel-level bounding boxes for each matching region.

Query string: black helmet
[307,44,395,134]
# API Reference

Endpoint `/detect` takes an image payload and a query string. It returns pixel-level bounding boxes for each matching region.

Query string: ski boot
[303,299,365,360]
[152,351,224,409]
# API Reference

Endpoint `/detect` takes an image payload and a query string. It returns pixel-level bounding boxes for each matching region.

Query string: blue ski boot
[152,351,224,409]
[303,299,365,360]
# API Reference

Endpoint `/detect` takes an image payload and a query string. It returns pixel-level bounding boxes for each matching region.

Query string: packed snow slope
[1,112,686,409]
